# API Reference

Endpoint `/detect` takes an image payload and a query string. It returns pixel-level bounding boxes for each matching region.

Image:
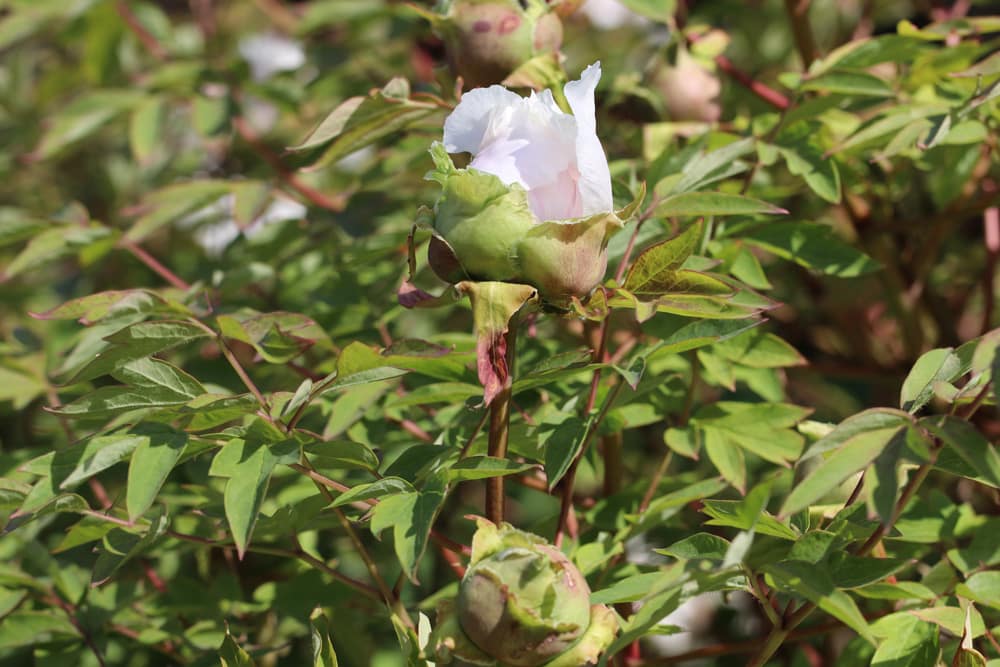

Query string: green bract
[431,521,617,666]
[425,144,626,306]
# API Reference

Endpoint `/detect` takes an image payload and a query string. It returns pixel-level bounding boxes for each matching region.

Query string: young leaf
[447,456,536,482]
[781,423,908,517]
[623,222,702,292]
[369,475,446,583]
[69,320,211,384]
[924,416,1000,489]
[765,561,874,643]
[739,222,879,278]
[542,415,590,490]
[33,89,143,159]
[288,78,439,169]
[329,477,415,508]
[900,347,962,413]
[868,613,939,667]
[126,423,188,522]
[655,192,786,218]
[657,533,731,561]
[220,631,257,667]
[310,608,340,667]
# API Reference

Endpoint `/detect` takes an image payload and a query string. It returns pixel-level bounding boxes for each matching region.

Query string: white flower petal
[565,62,614,216]
[443,85,523,154]
[442,62,613,222]
[239,34,305,82]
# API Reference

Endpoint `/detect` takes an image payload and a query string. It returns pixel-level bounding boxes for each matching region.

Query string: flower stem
[486,322,518,524]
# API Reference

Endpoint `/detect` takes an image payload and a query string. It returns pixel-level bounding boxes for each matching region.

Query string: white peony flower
[442,61,613,223]
[238,33,306,82]
[579,0,648,31]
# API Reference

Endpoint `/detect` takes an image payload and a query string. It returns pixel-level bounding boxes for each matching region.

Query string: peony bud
[427,62,627,306]
[653,50,722,123]
[432,521,618,666]
[433,0,564,89]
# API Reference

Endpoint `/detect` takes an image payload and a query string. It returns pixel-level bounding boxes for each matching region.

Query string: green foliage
[1,1,999,667]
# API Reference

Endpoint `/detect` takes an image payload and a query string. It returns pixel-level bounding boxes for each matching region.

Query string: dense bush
[1,1,999,666]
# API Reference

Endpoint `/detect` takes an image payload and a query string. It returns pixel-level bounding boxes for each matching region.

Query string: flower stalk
[486,319,517,523]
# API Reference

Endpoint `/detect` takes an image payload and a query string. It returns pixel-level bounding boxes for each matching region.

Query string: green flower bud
[432,521,617,667]
[435,0,563,88]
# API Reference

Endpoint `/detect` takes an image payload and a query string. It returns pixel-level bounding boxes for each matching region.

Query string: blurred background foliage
[1,0,999,666]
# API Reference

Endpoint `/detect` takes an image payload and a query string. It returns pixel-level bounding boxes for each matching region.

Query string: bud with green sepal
[430,520,618,666]
[414,0,563,89]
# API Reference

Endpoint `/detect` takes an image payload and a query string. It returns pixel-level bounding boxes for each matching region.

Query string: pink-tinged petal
[443,85,523,154]
[564,62,613,216]
[527,165,582,221]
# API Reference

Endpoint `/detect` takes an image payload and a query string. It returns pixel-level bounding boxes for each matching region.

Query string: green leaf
[447,456,536,482]
[855,582,936,601]
[218,311,329,364]
[126,424,188,521]
[591,572,670,605]
[542,415,590,490]
[329,477,415,508]
[126,180,233,243]
[740,222,879,277]
[616,0,676,22]
[220,631,257,667]
[829,554,909,588]
[31,289,182,323]
[114,357,204,396]
[69,320,211,384]
[369,475,446,583]
[765,561,874,643]
[694,402,810,465]
[702,500,799,541]
[801,69,894,97]
[665,137,755,195]
[818,34,930,72]
[901,348,962,413]
[309,608,339,667]
[656,192,787,218]
[289,78,438,169]
[664,427,700,459]
[956,572,1000,610]
[306,439,379,473]
[775,123,842,203]
[92,510,168,585]
[782,420,908,517]
[910,606,985,639]
[52,385,193,419]
[183,394,259,431]
[623,222,702,292]
[657,533,731,561]
[129,96,166,164]
[2,224,113,281]
[869,613,939,667]
[644,317,761,357]
[703,427,746,493]
[924,416,1000,489]
[26,432,146,490]
[712,329,805,368]
[0,611,79,649]
[33,89,143,159]
[210,429,299,558]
